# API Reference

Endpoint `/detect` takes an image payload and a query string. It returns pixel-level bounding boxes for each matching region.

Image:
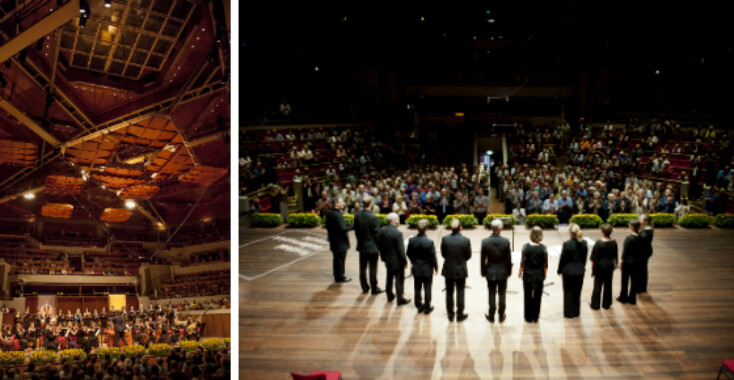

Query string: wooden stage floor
[240,224,734,379]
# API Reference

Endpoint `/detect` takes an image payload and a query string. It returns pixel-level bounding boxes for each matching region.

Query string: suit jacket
[377,224,407,270]
[640,228,654,259]
[621,234,646,264]
[558,239,588,275]
[480,233,513,280]
[407,233,438,277]
[441,232,472,279]
[325,209,353,252]
[354,210,380,254]
[111,314,126,332]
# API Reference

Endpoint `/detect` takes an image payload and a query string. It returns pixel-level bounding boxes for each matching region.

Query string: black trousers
[562,274,584,318]
[445,278,466,316]
[414,276,433,308]
[359,251,379,293]
[114,331,127,347]
[474,212,487,225]
[487,279,508,316]
[332,250,347,281]
[591,271,613,309]
[619,262,642,303]
[385,267,405,300]
[639,259,649,293]
[523,280,543,321]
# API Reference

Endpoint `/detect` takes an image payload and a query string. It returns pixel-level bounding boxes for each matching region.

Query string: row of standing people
[325,195,654,321]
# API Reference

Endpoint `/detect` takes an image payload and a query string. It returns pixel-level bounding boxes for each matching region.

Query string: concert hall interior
[0,0,231,377]
[241,2,734,379]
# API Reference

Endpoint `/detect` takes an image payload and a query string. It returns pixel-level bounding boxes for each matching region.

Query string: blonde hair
[569,223,583,242]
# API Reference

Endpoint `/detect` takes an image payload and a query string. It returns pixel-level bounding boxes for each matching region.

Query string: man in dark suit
[436,188,453,223]
[441,219,472,322]
[111,311,127,347]
[481,219,513,323]
[378,213,410,305]
[407,219,438,314]
[325,198,353,283]
[354,196,383,295]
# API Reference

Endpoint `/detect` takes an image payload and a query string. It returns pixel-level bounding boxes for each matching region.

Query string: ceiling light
[105,0,111,7]
[23,192,35,200]
[125,200,136,209]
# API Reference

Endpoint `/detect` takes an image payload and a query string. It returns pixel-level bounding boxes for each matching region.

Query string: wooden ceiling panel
[45,175,85,195]
[0,139,37,166]
[41,203,74,219]
[100,208,133,223]
[119,184,159,200]
[179,165,228,186]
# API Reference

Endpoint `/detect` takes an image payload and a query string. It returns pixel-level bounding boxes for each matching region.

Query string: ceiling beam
[135,201,165,228]
[0,0,80,63]
[0,99,61,146]
[0,186,45,204]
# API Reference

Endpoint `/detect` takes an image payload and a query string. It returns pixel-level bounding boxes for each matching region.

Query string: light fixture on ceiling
[125,200,136,209]
[23,192,35,200]
[105,0,111,8]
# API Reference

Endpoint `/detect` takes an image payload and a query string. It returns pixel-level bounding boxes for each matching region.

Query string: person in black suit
[590,224,618,310]
[519,226,548,323]
[638,213,654,293]
[617,219,646,305]
[481,219,513,323]
[407,219,438,314]
[111,311,127,347]
[441,219,472,322]
[354,196,383,295]
[378,213,411,305]
[325,198,354,283]
[558,223,588,318]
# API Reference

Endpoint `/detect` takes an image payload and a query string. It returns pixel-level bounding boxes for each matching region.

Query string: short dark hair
[600,223,613,237]
[629,219,641,232]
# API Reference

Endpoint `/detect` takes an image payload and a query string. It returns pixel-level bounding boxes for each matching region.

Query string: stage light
[420,16,425,21]
[314,66,319,72]
[486,10,491,14]
[455,112,464,117]
[655,70,660,75]
[125,200,136,209]
[105,0,111,8]
[489,18,495,23]
[23,192,35,200]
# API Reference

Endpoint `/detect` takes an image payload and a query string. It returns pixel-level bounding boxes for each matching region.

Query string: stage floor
[240,224,734,379]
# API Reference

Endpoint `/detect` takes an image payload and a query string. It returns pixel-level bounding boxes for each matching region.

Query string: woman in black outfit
[638,213,654,293]
[590,224,618,310]
[519,226,548,323]
[618,219,646,305]
[558,223,588,318]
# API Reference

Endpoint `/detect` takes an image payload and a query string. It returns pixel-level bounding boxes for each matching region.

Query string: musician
[111,311,128,347]
[12,323,26,350]
[65,310,74,327]
[83,308,93,327]
[100,307,108,329]
[86,322,101,352]
[27,322,38,350]
[66,323,79,348]
[44,324,58,350]
[74,308,82,325]
[158,316,171,344]
[133,320,147,346]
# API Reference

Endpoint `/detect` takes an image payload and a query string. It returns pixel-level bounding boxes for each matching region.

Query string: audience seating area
[191,249,230,265]
[2,249,71,275]
[84,251,141,276]
[165,220,231,248]
[156,269,230,299]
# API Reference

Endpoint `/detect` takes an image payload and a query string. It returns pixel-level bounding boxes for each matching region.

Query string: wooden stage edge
[240,225,734,379]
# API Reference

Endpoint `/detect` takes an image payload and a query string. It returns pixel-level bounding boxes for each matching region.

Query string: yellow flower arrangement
[201,338,222,351]
[180,340,200,352]
[224,337,231,347]
[122,344,145,357]
[0,351,25,365]
[31,350,57,364]
[147,343,171,356]
[59,348,85,362]
[96,346,121,359]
